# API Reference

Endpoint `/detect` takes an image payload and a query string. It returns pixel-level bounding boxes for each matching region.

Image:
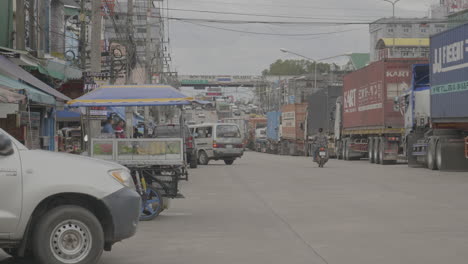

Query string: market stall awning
[0,86,26,103]
[67,84,194,107]
[57,110,81,122]
[0,55,71,101]
[0,74,56,105]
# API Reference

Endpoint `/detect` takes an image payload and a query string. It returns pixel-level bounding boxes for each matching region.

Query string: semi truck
[335,58,428,164]
[279,103,308,156]
[399,25,468,171]
[304,87,342,157]
[247,117,267,150]
[266,111,281,154]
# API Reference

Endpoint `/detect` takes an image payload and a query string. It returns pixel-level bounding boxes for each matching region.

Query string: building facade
[369,18,447,61]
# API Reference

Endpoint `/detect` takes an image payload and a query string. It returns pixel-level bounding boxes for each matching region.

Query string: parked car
[0,129,140,264]
[190,123,244,165]
[153,124,198,168]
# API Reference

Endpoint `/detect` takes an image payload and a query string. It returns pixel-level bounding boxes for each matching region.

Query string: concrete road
[3,152,468,264]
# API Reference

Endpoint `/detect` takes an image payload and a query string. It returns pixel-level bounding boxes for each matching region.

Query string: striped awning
[67,84,195,107]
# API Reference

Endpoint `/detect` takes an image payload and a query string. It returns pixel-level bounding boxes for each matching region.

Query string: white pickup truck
[0,129,140,264]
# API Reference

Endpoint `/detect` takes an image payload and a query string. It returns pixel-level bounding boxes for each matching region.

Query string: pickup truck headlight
[109,169,135,189]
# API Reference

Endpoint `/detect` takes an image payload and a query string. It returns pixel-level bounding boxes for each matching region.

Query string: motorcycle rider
[312,128,328,161]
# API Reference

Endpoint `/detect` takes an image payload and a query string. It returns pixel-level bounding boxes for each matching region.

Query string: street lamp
[280,49,352,133]
[382,0,400,57]
[280,48,351,90]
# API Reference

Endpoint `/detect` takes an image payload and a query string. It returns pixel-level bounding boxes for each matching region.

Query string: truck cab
[0,129,140,264]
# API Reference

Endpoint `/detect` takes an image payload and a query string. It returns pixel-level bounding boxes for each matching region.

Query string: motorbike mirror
[0,133,14,156]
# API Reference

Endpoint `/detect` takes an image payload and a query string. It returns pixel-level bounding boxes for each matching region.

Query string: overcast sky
[168,0,439,75]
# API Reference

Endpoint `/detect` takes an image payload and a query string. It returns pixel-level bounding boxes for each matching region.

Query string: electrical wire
[161,7,382,21]
[179,20,363,36]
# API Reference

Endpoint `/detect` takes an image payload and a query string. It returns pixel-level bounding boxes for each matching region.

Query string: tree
[262,59,331,76]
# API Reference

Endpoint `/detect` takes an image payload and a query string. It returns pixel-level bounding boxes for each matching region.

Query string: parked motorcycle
[315,147,329,168]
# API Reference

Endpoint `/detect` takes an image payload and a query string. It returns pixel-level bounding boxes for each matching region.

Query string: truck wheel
[436,140,444,170]
[224,160,234,165]
[336,141,343,160]
[427,138,438,170]
[343,139,348,160]
[369,137,375,163]
[374,138,381,164]
[198,150,209,165]
[32,205,104,264]
[379,138,387,165]
[189,155,198,169]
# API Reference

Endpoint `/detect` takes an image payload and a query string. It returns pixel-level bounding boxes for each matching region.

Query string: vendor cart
[68,84,195,220]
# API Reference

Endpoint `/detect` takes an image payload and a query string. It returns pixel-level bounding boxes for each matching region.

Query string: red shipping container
[281,103,307,140]
[343,58,427,130]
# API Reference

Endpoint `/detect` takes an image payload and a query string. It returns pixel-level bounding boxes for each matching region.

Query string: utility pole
[145,0,152,84]
[90,0,102,73]
[126,0,134,85]
[37,0,47,58]
[28,0,36,50]
[383,0,400,57]
[79,0,86,69]
[16,0,25,50]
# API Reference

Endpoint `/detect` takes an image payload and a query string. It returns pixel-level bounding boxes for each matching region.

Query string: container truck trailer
[399,25,468,171]
[304,87,343,157]
[279,103,308,156]
[335,58,428,164]
[247,117,267,150]
[266,111,282,154]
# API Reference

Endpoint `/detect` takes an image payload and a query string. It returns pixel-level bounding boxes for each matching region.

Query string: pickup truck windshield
[217,125,241,138]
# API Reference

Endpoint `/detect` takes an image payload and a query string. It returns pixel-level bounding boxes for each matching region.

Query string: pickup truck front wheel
[33,205,104,264]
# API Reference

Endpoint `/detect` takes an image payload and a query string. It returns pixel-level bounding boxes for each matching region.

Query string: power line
[180,20,363,36]
[162,7,383,20]
[165,16,450,25]
[172,0,394,13]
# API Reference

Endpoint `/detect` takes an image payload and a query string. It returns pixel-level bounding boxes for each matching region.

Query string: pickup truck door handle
[25,169,33,174]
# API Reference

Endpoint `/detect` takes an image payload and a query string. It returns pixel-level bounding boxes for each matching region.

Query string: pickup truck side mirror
[0,134,14,156]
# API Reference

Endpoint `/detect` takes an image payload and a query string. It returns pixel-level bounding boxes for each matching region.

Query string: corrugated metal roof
[380,38,430,47]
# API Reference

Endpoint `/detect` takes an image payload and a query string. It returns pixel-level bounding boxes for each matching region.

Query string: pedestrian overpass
[178,75,265,88]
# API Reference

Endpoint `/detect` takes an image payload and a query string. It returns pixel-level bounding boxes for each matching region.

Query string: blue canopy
[67,84,194,107]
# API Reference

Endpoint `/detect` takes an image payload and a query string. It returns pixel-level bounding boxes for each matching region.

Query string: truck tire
[427,137,438,170]
[336,141,343,160]
[224,159,234,165]
[32,205,104,264]
[198,150,209,165]
[369,137,375,163]
[343,139,349,160]
[374,138,381,164]
[190,155,198,168]
[436,140,444,170]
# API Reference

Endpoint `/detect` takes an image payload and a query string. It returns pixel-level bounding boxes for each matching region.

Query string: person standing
[115,120,126,138]
[101,118,114,134]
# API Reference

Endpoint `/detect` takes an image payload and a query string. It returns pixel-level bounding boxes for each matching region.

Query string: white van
[190,123,244,165]
[0,129,140,264]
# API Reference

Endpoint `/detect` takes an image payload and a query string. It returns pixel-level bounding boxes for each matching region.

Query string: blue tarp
[67,84,194,107]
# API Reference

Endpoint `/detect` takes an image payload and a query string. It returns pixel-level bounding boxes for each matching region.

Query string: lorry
[266,111,282,154]
[399,25,468,171]
[279,103,308,156]
[247,117,267,150]
[0,129,140,264]
[304,87,343,157]
[335,58,428,164]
